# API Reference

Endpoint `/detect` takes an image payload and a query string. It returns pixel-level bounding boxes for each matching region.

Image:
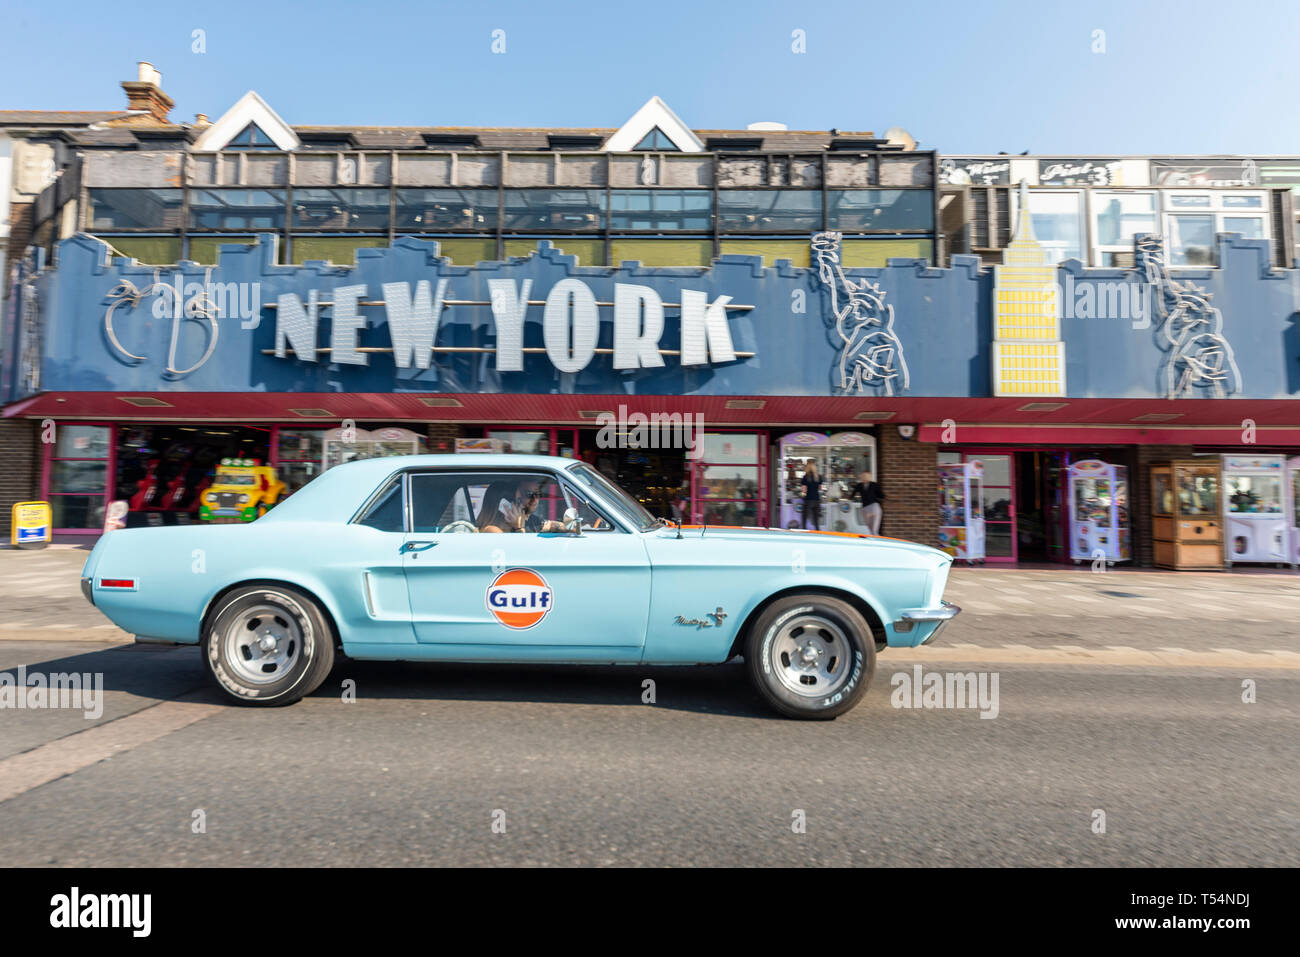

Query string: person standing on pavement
[800,459,823,531]
[855,470,885,535]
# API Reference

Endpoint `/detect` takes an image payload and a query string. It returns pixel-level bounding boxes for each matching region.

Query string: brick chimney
[119,61,174,126]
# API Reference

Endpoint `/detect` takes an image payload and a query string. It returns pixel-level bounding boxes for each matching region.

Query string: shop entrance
[939,447,1132,563]
[116,424,273,527]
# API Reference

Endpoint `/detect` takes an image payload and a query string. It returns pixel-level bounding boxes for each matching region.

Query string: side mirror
[562,507,583,535]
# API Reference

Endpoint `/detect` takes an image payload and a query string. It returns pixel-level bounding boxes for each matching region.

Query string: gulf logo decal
[486,568,554,629]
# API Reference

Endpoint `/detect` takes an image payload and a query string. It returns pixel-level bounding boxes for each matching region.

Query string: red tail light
[100,579,136,589]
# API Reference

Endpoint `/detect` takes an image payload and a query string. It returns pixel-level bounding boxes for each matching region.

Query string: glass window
[409,471,606,533]
[1222,194,1264,208]
[358,479,405,532]
[1168,214,1216,266]
[632,128,679,151]
[1226,475,1284,513]
[88,189,183,230]
[54,425,111,459]
[395,189,498,230]
[276,429,324,495]
[1224,216,1265,239]
[1092,192,1156,246]
[189,189,287,230]
[1168,194,1212,208]
[701,501,760,526]
[717,190,822,232]
[487,431,550,455]
[49,424,110,529]
[698,433,759,464]
[292,188,390,229]
[1022,191,1083,264]
[826,189,934,232]
[608,190,711,230]
[225,123,279,150]
[502,190,603,230]
[568,463,657,531]
[699,466,759,499]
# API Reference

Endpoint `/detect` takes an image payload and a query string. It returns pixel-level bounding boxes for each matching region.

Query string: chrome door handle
[401,541,437,554]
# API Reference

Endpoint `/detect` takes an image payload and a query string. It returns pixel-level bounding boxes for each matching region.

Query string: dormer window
[632,127,679,151]
[225,123,279,150]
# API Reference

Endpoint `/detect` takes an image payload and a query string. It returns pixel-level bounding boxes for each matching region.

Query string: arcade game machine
[779,432,829,530]
[1068,459,1131,564]
[1221,454,1289,566]
[1151,459,1223,569]
[1290,455,1300,568]
[778,431,877,532]
[937,460,986,563]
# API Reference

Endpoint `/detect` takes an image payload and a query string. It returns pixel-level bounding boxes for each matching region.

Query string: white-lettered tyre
[744,595,875,720]
[203,584,335,706]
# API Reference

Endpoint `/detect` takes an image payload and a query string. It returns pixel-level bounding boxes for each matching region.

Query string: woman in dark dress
[800,460,823,530]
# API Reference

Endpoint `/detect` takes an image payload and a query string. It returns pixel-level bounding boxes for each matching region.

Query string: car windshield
[215,473,257,486]
[567,463,659,531]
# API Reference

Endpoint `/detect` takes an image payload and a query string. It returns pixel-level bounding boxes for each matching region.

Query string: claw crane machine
[1151,459,1223,569]
[1067,459,1130,563]
[1220,454,1289,566]
[777,431,877,532]
[937,460,985,563]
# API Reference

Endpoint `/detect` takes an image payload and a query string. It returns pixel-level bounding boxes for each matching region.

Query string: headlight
[205,493,217,503]
[238,494,249,504]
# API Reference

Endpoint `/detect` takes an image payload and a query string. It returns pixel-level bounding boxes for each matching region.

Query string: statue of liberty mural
[811,231,910,396]
[1136,235,1242,398]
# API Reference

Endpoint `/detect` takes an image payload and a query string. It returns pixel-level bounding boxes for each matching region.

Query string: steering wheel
[442,520,479,534]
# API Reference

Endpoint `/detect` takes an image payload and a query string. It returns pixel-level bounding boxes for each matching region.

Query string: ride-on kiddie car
[82,455,959,719]
[198,458,286,523]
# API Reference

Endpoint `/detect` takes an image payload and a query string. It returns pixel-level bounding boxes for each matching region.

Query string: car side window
[357,478,405,532]
[407,470,612,534]
[558,480,620,532]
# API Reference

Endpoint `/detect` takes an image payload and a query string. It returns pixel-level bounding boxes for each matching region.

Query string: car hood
[659,525,949,560]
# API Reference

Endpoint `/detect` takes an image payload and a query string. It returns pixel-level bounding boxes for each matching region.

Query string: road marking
[900,646,1300,669]
[0,692,222,804]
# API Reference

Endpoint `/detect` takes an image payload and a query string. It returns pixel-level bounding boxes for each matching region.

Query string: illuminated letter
[543,279,597,374]
[613,283,665,370]
[680,289,737,366]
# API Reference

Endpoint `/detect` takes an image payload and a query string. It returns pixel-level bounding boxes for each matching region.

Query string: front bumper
[893,601,961,645]
[80,576,94,607]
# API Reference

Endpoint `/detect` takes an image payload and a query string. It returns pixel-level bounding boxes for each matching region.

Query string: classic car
[80,454,959,719]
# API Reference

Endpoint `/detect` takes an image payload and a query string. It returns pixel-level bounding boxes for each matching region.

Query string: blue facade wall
[4,232,1299,403]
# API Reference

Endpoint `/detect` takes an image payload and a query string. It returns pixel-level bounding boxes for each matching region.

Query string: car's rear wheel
[203,584,334,706]
[744,595,875,720]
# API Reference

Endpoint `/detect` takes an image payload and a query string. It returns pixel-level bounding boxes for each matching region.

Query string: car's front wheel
[203,584,335,706]
[744,595,875,720]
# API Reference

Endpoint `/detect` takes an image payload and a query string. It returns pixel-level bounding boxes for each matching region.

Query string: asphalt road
[0,632,1296,866]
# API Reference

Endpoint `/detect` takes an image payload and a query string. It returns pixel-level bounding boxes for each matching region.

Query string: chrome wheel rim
[771,613,852,698]
[223,602,303,684]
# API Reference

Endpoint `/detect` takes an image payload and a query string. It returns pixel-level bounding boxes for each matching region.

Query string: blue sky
[4,0,1297,155]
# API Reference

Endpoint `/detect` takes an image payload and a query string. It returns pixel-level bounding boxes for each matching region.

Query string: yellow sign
[11,501,52,548]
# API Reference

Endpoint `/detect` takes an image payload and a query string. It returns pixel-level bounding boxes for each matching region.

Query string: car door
[400,468,651,659]
[328,473,418,648]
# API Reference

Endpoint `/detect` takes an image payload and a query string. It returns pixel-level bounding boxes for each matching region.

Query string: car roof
[261,454,585,524]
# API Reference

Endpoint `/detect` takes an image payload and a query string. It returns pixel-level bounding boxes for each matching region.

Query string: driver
[479,479,566,533]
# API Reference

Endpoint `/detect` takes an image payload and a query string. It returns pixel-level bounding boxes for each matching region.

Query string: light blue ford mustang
[81,454,959,719]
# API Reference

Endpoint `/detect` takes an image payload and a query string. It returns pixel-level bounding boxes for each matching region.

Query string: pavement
[0,543,1296,866]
